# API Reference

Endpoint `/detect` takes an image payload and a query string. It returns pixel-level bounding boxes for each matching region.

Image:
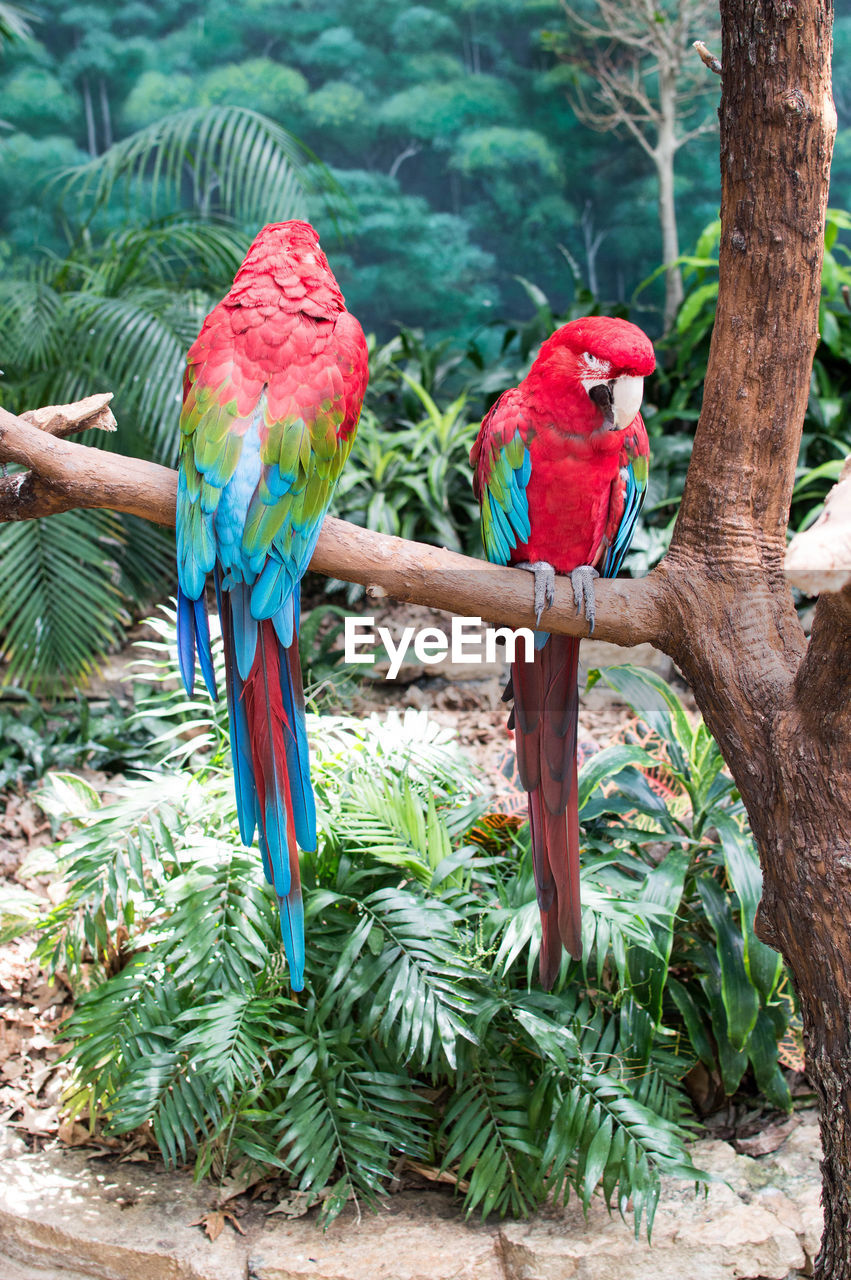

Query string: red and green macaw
[471,317,655,988]
[175,221,368,991]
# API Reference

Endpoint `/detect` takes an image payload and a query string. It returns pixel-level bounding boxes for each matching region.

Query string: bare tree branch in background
[548,0,720,329]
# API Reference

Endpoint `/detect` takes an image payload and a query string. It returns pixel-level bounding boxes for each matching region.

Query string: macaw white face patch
[612,375,644,429]
[579,351,612,386]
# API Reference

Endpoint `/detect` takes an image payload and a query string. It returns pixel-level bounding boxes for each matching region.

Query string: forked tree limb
[0,403,176,526]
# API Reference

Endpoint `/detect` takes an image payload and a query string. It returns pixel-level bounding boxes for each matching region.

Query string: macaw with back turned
[471,316,655,988]
[175,220,368,991]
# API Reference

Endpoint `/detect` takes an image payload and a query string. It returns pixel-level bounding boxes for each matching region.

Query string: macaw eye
[580,351,611,379]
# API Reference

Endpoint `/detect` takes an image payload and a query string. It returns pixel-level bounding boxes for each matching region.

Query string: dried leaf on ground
[189,1210,246,1241]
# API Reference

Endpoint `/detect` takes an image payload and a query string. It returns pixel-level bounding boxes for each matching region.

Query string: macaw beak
[588,375,644,431]
[612,375,644,429]
[588,379,614,428]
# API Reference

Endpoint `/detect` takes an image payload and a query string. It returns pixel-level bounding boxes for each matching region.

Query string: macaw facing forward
[471,317,655,988]
[175,221,368,991]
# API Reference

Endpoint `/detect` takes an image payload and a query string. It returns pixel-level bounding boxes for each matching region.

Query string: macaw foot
[570,564,600,634]
[516,560,556,627]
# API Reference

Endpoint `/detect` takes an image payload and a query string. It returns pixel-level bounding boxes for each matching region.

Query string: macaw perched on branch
[471,317,655,988]
[175,221,368,991]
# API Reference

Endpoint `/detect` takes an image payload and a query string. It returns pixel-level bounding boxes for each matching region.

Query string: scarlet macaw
[471,317,655,987]
[175,221,368,990]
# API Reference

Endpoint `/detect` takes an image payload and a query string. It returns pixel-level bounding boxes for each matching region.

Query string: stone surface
[0,1113,824,1280]
[0,1140,249,1280]
[499,1116,822,1280]
[250,1197,502,1280]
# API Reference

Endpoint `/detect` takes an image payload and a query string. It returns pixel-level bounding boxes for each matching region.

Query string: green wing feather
[471,391,533,566]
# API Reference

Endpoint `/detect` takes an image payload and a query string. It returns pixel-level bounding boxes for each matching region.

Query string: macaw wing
[176,355,252,602]
[470,389,533,566]
[601,416,650,579]
[241,313,366,629]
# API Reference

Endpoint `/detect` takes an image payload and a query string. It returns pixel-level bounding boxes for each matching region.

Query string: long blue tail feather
[231,582,258,680]
[215,568,258,847]
[256,625,294,897]
[276,600,317,852]
[278,892,305,992]
[212,569,312,990]
[177,585,218,700]
[176,586,196,696]
[193,594,218,700]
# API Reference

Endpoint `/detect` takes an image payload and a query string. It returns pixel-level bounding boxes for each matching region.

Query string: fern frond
[0,511,127,693]
[440,1054,540,1218]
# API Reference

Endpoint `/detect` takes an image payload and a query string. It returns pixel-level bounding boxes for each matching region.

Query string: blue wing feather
[602,460,647,579]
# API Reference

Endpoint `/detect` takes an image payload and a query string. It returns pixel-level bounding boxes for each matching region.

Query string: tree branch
[694,39,722,75]
[0,403,175,525]
[0,400,671,648]
[18,394,117,440]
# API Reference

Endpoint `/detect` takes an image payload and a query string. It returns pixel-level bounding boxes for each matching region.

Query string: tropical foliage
[7,617,794,1228]
[648,209,851,544]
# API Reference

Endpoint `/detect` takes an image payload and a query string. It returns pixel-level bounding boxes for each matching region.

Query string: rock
[0,1123,27,1159]
[251,1196,503,1280]
[0,1144,248,1280]
[0,1113,825,1280]
[785,456,851,594]
[499,1120,822,1280]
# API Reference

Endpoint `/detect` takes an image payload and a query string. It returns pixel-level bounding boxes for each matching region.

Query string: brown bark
[0,2,849,1270]
[662,3,849,1274]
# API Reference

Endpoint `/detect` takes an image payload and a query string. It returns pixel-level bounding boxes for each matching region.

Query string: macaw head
[230,219,345,317]
[531,316,656,435]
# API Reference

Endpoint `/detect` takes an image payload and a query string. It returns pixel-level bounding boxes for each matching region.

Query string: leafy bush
[16,622,794,1231]
[333,373,480,556]
[0,685,160,793]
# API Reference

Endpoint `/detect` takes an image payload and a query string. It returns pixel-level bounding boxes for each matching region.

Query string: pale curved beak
[612,375,644,430]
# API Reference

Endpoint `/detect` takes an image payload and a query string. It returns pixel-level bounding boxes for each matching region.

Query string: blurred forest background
[1,0,848,335]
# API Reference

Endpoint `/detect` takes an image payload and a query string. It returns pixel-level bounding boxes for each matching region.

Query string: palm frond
[0,511,128,693]
[0,1,33,45]
[57,107,329,228]
[308,884,479,1071]
[440,1054,541,1217]
[274,1016,429,1219]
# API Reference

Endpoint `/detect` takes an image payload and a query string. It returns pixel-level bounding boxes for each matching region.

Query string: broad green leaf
[715,812,782,1001]
[697,875,759,1051]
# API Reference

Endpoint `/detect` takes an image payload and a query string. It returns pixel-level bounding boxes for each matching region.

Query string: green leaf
[598,666,694,777]
[697,875,759,1052]
[714,813,782,1001]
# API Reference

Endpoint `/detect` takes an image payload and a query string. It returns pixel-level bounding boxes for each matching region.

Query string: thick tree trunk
[659,2,848,1272]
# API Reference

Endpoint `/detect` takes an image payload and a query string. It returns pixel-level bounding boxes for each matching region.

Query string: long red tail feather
[511,635,582,987]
